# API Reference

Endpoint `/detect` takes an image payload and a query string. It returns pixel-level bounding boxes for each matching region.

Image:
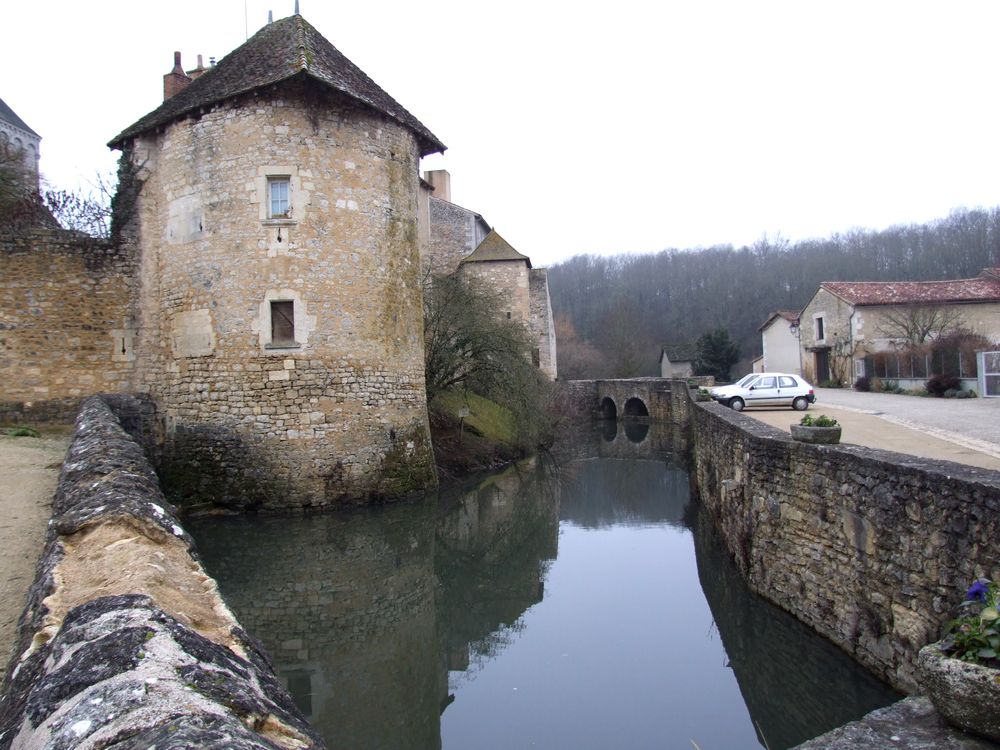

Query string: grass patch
[2,426,41,438]
[431,389,517,445]
[429,389,523,479]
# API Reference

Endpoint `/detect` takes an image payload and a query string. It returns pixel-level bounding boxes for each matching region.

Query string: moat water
[189,424,899,749]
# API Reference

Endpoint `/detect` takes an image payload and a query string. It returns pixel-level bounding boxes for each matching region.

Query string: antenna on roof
[295,0,300,14]
[244,0,248,39]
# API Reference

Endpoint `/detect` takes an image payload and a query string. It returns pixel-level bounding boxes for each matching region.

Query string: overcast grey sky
[4,1,1000,266]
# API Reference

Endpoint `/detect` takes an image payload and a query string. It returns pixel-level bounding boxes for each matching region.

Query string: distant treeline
[547,207,1000,379]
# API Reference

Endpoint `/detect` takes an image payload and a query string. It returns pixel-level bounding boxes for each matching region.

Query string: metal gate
[978,351,1000,397]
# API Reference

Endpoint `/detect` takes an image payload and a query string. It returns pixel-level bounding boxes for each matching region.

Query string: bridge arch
[622,397,650,418]
[599,397,618,420]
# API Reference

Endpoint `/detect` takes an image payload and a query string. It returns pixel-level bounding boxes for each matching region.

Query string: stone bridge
[559,378,684,423]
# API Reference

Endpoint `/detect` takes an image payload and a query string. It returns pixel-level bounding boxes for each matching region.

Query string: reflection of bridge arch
[599,397,618,420]
[623,420,649,444]
[622,397,649,418]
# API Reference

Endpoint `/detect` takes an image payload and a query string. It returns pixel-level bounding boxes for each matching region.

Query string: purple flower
[966,580,990,602]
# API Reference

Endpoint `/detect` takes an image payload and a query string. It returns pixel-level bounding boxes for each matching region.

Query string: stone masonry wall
[692,399,1000,692]
[458,259,530,326]
[0,396,323,749]
[529,268,557,379]
[0,230,136,423]
[124,80,435,509]
[799,287,855,384]
[425,197,487,276]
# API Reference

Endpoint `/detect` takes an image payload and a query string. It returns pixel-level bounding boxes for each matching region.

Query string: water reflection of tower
[435,457,561,706]
[190,503,441,750]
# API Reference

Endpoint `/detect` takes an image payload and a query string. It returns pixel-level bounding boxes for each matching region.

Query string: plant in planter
[695,387,711,402]
[790,414,841,444]
[918,578,1000,741]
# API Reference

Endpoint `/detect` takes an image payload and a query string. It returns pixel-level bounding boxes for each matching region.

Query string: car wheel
[792,397,809,411]
[729,397,745,412]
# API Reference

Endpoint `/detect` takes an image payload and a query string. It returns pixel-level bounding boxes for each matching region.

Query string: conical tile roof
[461,229,531,267]
[109,14,444,156]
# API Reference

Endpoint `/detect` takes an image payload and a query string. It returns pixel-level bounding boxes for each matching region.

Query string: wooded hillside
[548,207,1000,379]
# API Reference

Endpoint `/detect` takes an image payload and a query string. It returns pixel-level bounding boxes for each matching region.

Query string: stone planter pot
[790,424,841,444]
[918,642,1000,742]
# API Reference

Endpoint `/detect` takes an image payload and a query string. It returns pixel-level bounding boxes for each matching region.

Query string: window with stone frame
[268,177,290,218]
[814,316,825,342]
[270,300,296,345]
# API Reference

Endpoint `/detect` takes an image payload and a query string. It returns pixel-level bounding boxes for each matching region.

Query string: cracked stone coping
[0,396,325,750]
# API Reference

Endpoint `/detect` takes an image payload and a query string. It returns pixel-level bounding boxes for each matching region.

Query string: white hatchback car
[710,372,816,411]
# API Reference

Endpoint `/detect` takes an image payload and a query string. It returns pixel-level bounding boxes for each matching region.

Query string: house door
[814,350,830,383]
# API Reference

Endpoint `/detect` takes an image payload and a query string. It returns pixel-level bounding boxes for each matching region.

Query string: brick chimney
[163,51,193,101]
[423,169,451,202]
[187,54,209,81]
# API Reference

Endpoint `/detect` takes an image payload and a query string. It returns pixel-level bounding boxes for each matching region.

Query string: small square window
[270,300,295,345]
[269,178,290,218]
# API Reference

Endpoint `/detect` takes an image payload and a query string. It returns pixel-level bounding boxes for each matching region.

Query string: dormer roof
[108,14,445,156]
[461,229,531,267]
[0,97,39,138]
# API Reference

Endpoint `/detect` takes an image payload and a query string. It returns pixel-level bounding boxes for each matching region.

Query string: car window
[778,376,797,388]
[737,374,758,387]
[756,376,776,389]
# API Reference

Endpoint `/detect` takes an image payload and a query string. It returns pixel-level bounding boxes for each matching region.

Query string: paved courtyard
[744,387,1000,471]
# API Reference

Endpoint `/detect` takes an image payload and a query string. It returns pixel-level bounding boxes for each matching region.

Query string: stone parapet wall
[0,396,323,749]
[0,230,136,417]
[692,400,1000,692]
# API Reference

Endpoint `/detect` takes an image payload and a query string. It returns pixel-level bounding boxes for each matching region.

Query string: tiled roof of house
[660,343,698,363]
[0,97,39,137]
[822,270,1000,306]
[461,230,531,267]
[757,309,800,332]
[109,15,445,156]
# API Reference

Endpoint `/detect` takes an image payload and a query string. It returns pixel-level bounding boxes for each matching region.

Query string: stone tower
[459,230,558,379]
[108,14,445,508]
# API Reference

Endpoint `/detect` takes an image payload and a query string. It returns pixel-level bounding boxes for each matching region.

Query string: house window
[270,300,295,345]
[268,177,290,218]
[815,316,825,341]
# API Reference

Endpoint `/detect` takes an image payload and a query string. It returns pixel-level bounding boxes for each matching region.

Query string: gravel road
[0,433,69,669]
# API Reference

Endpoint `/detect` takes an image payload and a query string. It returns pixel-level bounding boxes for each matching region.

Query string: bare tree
[42,172,115,238]
[875,304,965,345]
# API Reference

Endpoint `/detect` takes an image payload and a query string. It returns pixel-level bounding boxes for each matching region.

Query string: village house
[659,343,697,378]
[755,310,801,375]
[798,268,1000,388]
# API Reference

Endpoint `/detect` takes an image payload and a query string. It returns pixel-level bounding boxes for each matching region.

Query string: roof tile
[461,230,531,267]
[822,272,1000,306]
